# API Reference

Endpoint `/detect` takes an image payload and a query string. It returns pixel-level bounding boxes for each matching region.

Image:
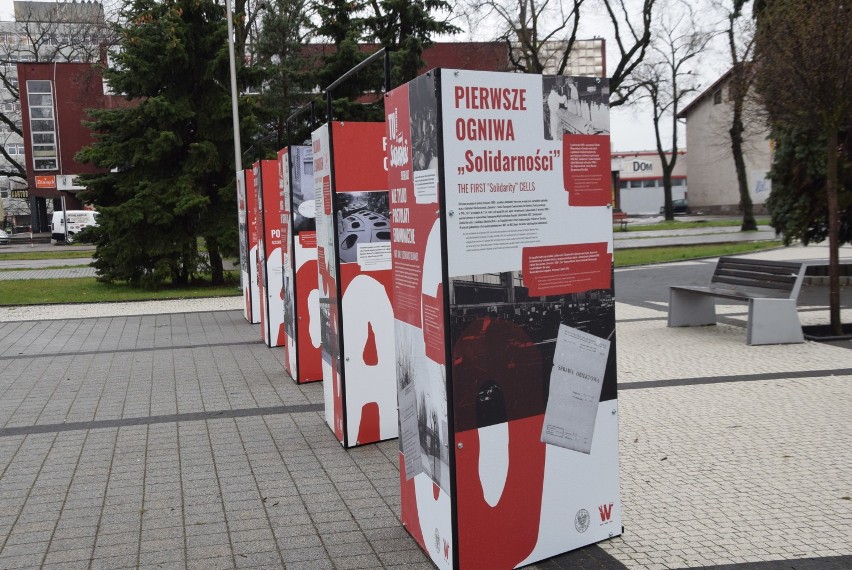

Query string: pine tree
[311,0,384,122]
[364,0,459,84]
[77,0,240,288]
[252,0,313,152]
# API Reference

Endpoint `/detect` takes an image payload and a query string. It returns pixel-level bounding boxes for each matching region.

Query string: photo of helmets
[337,209,391,263]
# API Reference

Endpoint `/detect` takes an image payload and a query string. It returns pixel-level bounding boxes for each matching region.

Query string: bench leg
[747,298,804,345]
[668,289,717,327]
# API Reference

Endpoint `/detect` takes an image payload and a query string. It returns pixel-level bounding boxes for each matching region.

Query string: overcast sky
[0,0,736,153]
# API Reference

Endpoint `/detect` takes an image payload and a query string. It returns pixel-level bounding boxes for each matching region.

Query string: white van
[51,210,98,243]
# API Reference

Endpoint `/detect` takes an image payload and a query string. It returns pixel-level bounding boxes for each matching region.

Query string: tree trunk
[207,238,225,286]
[730,105,757,231]
[662,167,674,222]
[825,128,842,335]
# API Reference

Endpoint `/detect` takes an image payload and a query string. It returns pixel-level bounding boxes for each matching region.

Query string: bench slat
[709,257,803,294]
[715,270,797,284]
[713,273,796,290]
[718,256,801,270]
[671,285,790,301]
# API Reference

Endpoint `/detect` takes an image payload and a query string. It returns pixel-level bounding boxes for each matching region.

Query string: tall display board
[279,145,322,383]
[312,121,397,447]
[387,69,620,569]
[239,169,261,323]
[254,160,286,347]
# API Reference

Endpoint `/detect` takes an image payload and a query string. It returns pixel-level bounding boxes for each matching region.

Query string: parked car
[0,228,10,245]
[660,199,689,215]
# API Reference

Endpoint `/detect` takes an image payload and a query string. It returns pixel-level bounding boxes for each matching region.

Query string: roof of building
[299,42,512,76]
[612,150,686,158]
[13,1,104,24]
[421,42,511,73]
[676,67,735,119]
[298,39,608,78]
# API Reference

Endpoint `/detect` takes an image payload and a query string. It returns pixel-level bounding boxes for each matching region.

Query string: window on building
[672,178,686,187]
[643,179,657,188]
[713,89,722,104]
[26,80,57,171]
[630,180,643,188]
[3,143,25,155]
[619,180,629,189]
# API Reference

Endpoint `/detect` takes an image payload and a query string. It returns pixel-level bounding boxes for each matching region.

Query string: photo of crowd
[542,76,611,140]
[449,271,616,431]
[409,73,439,172]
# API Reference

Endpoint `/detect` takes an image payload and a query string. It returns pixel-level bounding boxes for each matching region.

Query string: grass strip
[615,218,771,232]
[614,241,782,267]
[0,277,240,306]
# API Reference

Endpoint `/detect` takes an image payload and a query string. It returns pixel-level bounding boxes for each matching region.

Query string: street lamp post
[224,0,242,174]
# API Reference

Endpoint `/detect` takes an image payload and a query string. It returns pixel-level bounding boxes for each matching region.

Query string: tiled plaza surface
[1,256,851,569]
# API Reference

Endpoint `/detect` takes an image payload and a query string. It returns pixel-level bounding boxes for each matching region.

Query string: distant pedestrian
[547,84,568,140]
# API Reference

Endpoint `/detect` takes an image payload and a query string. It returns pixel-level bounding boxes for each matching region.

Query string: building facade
[676,68,772,214]
[612,151,687,215]
[0,0,106,232]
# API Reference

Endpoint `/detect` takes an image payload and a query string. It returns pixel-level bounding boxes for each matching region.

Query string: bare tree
[460,0,656,101]
[631,0,713,220]
[462,0,585,74]
[755,0,852,335]
[713,0,760,230]
[601,0,658,107]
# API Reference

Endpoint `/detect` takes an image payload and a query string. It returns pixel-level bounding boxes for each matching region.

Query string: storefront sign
[35,175,56,189]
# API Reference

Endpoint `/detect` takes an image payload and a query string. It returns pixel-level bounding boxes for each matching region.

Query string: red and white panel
[245,168,261,324]
[441,69,621,568]
[236,170,253,322]
[280,146,322,383]
[313,121,398,447]
[387,76,454,569]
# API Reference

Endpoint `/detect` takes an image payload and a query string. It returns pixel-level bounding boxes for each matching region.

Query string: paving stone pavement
[0,267,97,280]
[1,258,851,569]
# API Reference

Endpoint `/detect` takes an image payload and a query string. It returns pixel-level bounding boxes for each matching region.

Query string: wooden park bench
[612,209,630,231]
[668,256,808,345]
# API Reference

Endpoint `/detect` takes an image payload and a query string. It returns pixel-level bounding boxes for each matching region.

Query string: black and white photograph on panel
[395,321,450,492]
[542,76,610,141]
[335,191,391,263]
[319,298,340,366]
[409,72,439,172]
[238,220,248,274]
[448,270,617,433]
[283,273,295,340]
[291,146,316,233]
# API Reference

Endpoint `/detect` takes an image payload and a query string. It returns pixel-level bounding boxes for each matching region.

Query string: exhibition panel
[313,121,398,447]
[389,69,621,569]
[279,145,323,383]
[239,168,261,324]
[254,159,286,348]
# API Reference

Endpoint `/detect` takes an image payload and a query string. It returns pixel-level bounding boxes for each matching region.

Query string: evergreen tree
[311,0,384,122]
[754,0,852,333]
[764,126,852,247]
[364,0,459,84]
[77,0,240,288]
[252,0,313,153]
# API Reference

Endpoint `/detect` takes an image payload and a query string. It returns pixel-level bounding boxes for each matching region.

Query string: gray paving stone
[0,552,49,569]
[138,548,186,566]
[185,556,236,570]
[2,296,852,570]
[42,546,93,564]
